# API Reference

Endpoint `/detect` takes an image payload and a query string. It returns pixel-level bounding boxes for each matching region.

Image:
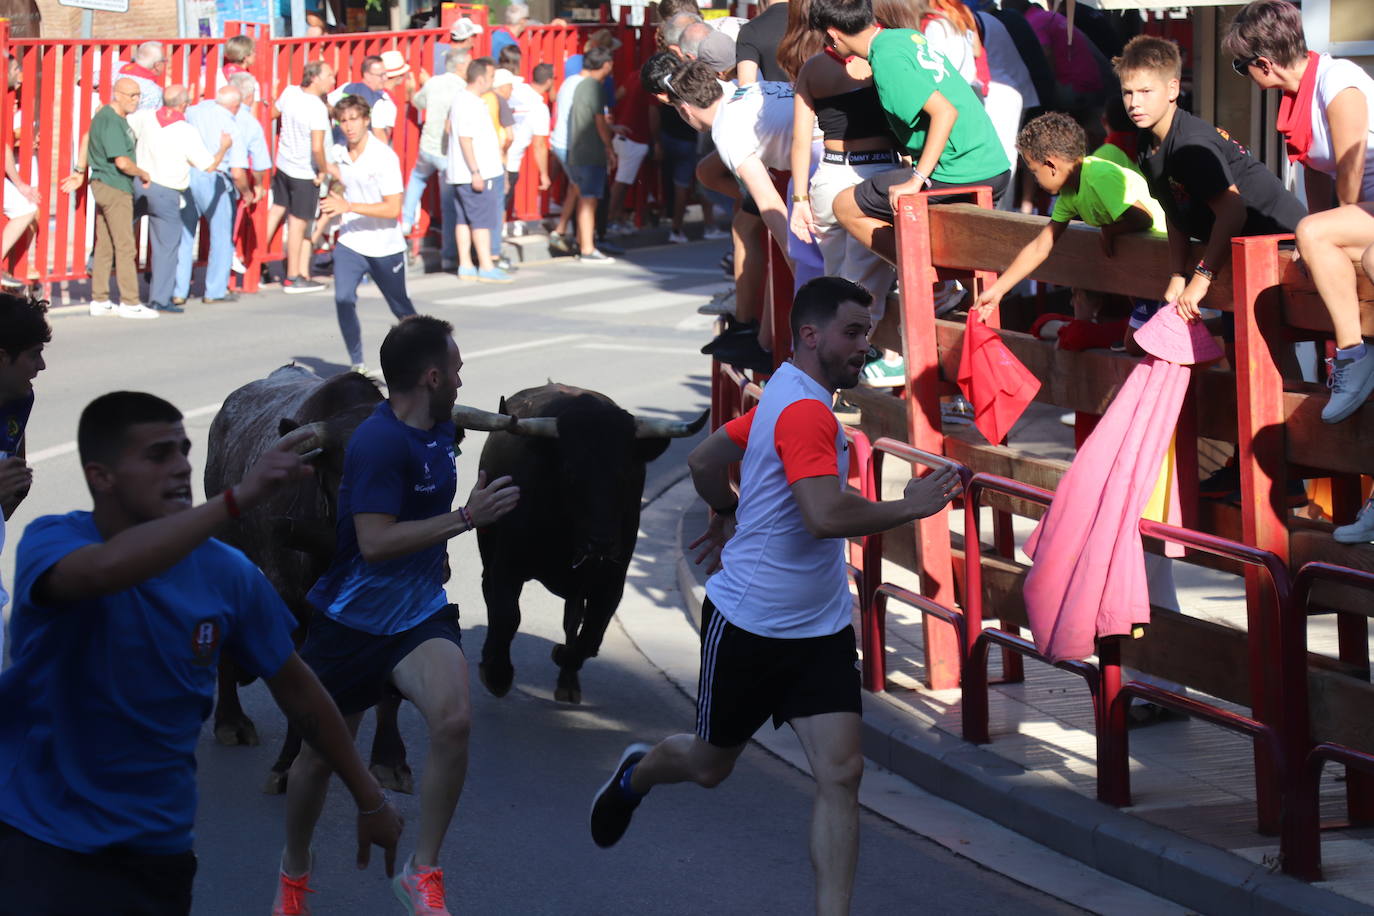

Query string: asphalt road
[5,242,1085,915]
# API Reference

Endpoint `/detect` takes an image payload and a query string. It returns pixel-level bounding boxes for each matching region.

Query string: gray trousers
[135,181,189,307]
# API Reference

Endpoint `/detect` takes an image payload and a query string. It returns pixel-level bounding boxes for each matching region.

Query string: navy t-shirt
[0,391,33,457]
[307,402,457,635]
[0,512,297,854]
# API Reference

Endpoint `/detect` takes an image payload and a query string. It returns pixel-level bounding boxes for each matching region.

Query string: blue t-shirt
[0,512,297,854]
[490,28,518,62]
[0,391,33,457]
[307,403,457,636]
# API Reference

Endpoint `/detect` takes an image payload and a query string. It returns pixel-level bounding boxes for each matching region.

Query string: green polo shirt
[868,28,1009,184]
[88,104,135,194]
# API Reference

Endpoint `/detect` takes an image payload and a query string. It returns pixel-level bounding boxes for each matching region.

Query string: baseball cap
[450,17,482,40]
[695,29,736,74]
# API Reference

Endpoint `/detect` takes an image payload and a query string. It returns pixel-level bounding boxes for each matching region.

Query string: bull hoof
[214,716,260,747]
[478,660,515,698]
[554,669,583,705]
[370,762,415,795]
[262,769,289,795]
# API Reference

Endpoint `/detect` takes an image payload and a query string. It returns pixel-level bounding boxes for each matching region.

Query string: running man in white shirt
[589,276,962,916]
[322,95,417,375]
[268,61,335,294]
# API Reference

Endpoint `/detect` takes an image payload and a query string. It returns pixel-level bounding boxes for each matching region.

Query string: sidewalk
[666,404,1372,915]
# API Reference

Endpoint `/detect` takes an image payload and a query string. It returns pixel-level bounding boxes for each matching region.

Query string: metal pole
[80,9,92,40]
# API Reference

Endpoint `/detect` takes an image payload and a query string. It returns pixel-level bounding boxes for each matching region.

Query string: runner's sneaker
[271,861,314,916]
[89,299,116,317]
[667,230,688,244]
[1321,350,1374,423]
[117,303,160,320]
[702,225,729,240]
[860,353,905,387]
[476,267,514,283]
[1334,498,1374,544]
[578,249,615,264]
[283,276,326,295]
[392,857,451,915]
[590,742,652,848]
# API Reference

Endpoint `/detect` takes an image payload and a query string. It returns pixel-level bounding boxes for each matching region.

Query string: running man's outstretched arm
[687,425,745,572]
[791,464,962,540]
[353,470,518,564]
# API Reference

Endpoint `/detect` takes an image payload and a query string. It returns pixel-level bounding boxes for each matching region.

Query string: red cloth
[957,312,1041,445]
[614,77,652,145]
[154,106,185,127]
[119,62,160,82]
[1057,318,1127,352]
[1277,51,1321,164]
[1102,130,1137,162]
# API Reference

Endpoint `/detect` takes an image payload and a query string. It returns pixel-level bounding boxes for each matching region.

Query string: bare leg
[733,209,766,329]
[1294,203,1374,349]
[834,187,895,265]
[607,181,630,226]
[389,638,472,867]
[472,228,495,271]
[0,209,34,258]
[281,712,364,876]
[554,183,579,237]
[266,204,286,257]
[456,224,475,270]
[284,215,309,280]
[628,733,746,793]
[790,712,863,916]
[576,195,599,255]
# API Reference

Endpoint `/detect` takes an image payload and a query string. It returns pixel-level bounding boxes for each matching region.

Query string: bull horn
[634,408,709,439]
[279,421,330,453]
[450,404,517,432]
[511,417,559,438]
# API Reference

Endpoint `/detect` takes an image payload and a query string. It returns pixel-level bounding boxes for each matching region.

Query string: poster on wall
[185,0,219,35]
[215,0,272,28]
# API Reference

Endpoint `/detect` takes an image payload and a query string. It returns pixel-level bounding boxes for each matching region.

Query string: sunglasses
[1231,55,1261,77]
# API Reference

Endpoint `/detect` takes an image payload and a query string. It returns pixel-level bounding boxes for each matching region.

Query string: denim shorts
[453,177,503,230]
[568,163,607,199]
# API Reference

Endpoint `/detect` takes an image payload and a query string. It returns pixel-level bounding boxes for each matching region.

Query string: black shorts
[695,598,862,748]
[299,604,463,717]
[852,167,1012,222]
[0,820,197,916]
[271,171,320,222]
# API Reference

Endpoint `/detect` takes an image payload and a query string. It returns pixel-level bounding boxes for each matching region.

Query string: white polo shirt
[447,89,504,183]
[705,361,851,639]
[126,110,216,191]
[329,134,406,258]
[275,85,331,180]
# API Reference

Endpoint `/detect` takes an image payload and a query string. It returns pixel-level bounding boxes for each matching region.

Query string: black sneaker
[151,300,185,314]
[700,321,758,355]
[590,743,651,848]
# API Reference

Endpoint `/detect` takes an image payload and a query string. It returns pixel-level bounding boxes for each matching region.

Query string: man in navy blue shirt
[0,391,403,916]
[277,315,519,916]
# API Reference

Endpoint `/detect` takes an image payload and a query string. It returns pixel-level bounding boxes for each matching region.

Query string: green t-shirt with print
[88,104,136,194]
[868,28,1009,184]
[1051,155,1167,233]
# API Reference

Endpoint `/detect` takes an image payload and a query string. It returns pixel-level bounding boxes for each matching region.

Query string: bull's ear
[635,438,672,464]
[278,418,300,437]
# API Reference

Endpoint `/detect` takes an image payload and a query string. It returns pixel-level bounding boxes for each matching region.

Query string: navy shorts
[568,163,607,199]
[853,167,1012,222]
[300,604,463,717]
[695,598,862,749]
[452,178,503,230]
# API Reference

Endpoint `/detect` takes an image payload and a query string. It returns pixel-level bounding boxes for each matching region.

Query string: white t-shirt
[712,80,795,175]
[923,16,979,90]
[127,111,216,191]
[447,89,504,183]
[549,73,585,152]
[275,85,331,180]
[329,135,406,258]
[507,80,551,171]
[1306,54,1374,201]
[327,86,398,131]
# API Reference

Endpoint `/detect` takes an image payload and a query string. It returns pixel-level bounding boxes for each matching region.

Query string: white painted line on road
[563,283,722,314]
[675,314,718,332]
[28,403,224,465]
[465,334,588,359]
[576,343,703,355]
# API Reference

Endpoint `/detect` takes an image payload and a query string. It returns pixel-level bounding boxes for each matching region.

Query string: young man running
[0,392,402,916]
[590,276,963,916]
[276,316,519,916]
[322,95,416,376]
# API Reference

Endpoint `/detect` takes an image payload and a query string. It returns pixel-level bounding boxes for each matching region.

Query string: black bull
[463,384,706,704]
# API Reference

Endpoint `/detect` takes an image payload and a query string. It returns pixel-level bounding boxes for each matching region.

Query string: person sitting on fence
[446,58,514,283]
[268,60,335,295]
[119,41,165,112]
[404,49,466,268]
[974,112,1166,349]
[490,2,530,62]
[328,55,397,145]
[1224,0,1374,437]
[550,46,619,263]
[503,62,554,231]
[127,85,234,316]
[175,86,249,307]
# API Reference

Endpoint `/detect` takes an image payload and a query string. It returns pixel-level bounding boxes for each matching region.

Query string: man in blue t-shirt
[0,391,402,916]
[277,315,519,915]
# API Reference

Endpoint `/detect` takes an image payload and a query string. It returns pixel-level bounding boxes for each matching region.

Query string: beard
[428,382,457,424]
[819,346,864,391]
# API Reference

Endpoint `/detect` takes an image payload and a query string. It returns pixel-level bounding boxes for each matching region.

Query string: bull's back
[205,366,324,497]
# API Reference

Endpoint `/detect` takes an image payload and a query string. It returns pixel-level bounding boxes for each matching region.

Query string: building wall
[35,0,179,40]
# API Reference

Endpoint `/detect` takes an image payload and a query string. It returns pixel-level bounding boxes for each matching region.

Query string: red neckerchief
[222,62,247,77]
[1276,50,1321,164]
[824,46,854,65]
[1103,130,1137,160]
[155,106,185,127]
[120,62,160,82]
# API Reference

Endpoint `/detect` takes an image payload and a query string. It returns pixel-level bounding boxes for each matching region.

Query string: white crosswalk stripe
[563,283,724,314]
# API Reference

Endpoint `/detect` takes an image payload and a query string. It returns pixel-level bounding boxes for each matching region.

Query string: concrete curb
[661,487,1359,916]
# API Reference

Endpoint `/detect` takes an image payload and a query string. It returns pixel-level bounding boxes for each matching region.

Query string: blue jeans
[333,244,416,366]
[175,170,236,300]
[401,149,457,263]
[135,181,189,308]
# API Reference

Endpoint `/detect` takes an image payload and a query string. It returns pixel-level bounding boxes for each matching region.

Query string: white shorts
[4,178,37,219]
[612,136,649,186]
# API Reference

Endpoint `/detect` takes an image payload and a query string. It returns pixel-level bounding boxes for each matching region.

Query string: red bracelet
[459,505,473,531]
[223,486,241,520]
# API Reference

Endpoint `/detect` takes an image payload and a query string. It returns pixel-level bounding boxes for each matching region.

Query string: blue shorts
[660,133,697,187]
[452,177,503,231]
[568,163,607,199]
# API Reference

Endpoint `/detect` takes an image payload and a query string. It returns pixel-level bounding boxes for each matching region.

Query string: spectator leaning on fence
[177,86,249,307]
[119,41,165,112]
[269,60,335,295]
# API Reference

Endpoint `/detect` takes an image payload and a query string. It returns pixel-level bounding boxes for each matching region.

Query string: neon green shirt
[1051,156,1167,233]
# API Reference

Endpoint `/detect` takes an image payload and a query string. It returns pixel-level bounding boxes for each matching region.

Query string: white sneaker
[1334,497,1374,544]
[668,230,688,244]
[231,255,246,274]
[702,225,729,240]
[117,303,160,320]
[88,299,116,317]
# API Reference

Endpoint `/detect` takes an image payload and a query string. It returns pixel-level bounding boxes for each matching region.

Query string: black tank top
[813,86,890,142]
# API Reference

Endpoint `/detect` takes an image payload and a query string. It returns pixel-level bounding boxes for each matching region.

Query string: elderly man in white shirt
[127,84,231,313]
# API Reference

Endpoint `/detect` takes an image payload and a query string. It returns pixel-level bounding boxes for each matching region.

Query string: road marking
[577,343,703,355]
[563,283,723,314]
[675,314,719,332]
[28,403,224,465]
[465,334,588,359]
[434,274,636,306]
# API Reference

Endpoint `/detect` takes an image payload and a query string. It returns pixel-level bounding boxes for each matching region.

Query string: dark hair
[790,276,873,341]
[380,315,455,392]
[1221,0,1307,69]
[778,0,826,81]
[666,58,722,108]
[301,60,329,88]
[497,44,522,70]
[361,54,384,76]
[331,93,372,122]
[1016,112,1086,162]
[640,51,679,95]
[0,293,50,359]
[656,0,699,20]
[78,392,182,467]
[583,45,615,72]
[808,0,875,37]
[1113,35,1182,81]
[532,62,554,85]
[466,56,495,83]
